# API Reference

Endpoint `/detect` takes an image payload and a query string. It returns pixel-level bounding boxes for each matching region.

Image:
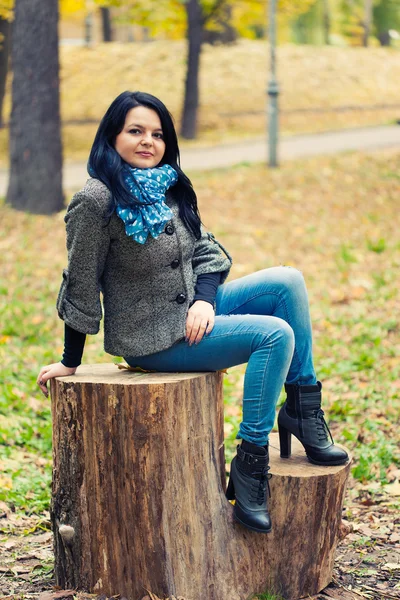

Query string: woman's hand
[37,362,77,397]
[186,300,215,346]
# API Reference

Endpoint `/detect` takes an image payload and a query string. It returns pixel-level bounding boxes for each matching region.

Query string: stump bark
[50,364,351,600]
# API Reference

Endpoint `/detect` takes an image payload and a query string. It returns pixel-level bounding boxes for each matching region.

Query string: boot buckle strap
[237,445,260,464]
[299,391,321,404]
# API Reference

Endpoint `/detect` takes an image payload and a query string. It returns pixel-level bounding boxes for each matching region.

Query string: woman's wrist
[61,357,81,368]
[193,272,221,306]
[62,323,86,368]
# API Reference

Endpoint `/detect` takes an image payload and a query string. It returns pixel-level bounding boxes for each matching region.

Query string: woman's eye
[129,129,141,134]
[154,133,164,139]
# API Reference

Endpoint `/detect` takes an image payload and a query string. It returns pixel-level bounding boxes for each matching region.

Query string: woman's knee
[257,317,295,356]
[276,266,305,289]
[270,266,308,305]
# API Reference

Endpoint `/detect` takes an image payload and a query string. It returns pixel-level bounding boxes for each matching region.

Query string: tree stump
[50,364,351,600]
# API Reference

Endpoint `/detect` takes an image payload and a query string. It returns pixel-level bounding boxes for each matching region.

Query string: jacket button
[165,224,174,235]
[176,293,186,304]
[171,258,180,269]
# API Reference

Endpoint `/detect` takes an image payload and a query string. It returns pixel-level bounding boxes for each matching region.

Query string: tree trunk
[6,0,63,214]
[378,30,391,45]
[0,18,11,128]
[322,0,331,45]
[180,0,203,139]
[100,7,112,42]
[363,0,373,46]
[51,364,352,600]
[84,12,93,47]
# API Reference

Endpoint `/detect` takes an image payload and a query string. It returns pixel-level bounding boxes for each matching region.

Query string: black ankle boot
[226,440,272,533]
[278,381,349,466]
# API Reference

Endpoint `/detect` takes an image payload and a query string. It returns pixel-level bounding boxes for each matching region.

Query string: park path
[0,124,399,194]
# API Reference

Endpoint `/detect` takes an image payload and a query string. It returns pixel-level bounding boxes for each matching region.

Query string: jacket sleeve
[56,190,110,334]
[192,225,232,284]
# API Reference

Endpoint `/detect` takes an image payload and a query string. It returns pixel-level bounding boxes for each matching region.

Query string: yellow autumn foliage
[60,0,86,16]
[0,0,105,20]
[0,0,13,20]
[64,0,318,40]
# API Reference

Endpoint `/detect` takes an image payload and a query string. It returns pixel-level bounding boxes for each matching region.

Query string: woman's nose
[141,132,153,145]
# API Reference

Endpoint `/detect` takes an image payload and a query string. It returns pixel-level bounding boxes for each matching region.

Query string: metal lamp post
[267,0,279,167]
[85,0,94,48]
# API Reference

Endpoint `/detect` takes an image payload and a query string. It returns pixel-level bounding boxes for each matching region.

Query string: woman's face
[114,105,166,169]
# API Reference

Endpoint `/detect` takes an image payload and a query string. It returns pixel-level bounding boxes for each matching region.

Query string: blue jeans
[124,266,317,446]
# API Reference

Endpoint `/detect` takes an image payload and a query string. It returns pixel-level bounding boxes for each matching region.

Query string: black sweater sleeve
[61,323,86,368]
[192,271,222,306]
[61,272,222,367]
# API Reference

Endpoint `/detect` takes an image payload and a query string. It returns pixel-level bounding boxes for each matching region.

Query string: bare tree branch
[201,0,228,25]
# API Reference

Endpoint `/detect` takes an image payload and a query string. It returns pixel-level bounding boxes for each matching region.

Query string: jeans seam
[199,326,275,441]
[255,340,272,440]
[200,329,274,343]
[277,294,303,379]
[225,291,278,316]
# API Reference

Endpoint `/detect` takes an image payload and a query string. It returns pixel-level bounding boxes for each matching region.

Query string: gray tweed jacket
[56,178,232,358]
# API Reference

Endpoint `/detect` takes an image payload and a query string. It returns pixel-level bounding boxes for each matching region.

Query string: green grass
[252,592,285,600]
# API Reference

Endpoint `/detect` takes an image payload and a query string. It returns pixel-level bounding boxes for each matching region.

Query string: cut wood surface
[50,364,351,600]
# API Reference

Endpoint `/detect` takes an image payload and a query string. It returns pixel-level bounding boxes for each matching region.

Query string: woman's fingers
[186,300,215,345]
[36,363,75,397]
[186,314,201,345]
[37,368,50,396]
[189,318,208,345]
[205,319,215,335]
[186,312,198,344]
[187,315,214,345]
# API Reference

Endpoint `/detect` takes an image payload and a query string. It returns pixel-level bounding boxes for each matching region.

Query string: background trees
[373,0,400,45]
[1,0,399,213]
[6,0,63,213]
[0,0,12,127]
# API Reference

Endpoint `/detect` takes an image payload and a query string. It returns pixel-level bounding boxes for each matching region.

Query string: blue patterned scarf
[116,164,178,244]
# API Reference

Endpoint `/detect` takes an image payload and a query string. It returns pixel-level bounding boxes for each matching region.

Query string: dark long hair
[88,91,201,239]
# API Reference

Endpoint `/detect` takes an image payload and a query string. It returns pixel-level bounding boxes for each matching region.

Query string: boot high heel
[278,381,348,466]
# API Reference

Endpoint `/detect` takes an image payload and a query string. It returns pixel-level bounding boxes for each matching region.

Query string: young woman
[37,91,348,534]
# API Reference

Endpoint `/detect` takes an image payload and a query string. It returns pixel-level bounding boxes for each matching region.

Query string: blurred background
[0,3,399,598]
[1,0,400,169]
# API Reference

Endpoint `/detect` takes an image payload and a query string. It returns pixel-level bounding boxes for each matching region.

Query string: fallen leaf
[0,566,12,573]
[39,591,77,600]
[322,585,361,599]
[0,475,13,489]
[384,482,400,496]
[353,524,373,537]
[376,582,389,590]
[339,519,353,540]
[382,562,400,570]
[116,363,155,373]
[31,531,53,543]
[10,566,31,575]
[0,500,12,516]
